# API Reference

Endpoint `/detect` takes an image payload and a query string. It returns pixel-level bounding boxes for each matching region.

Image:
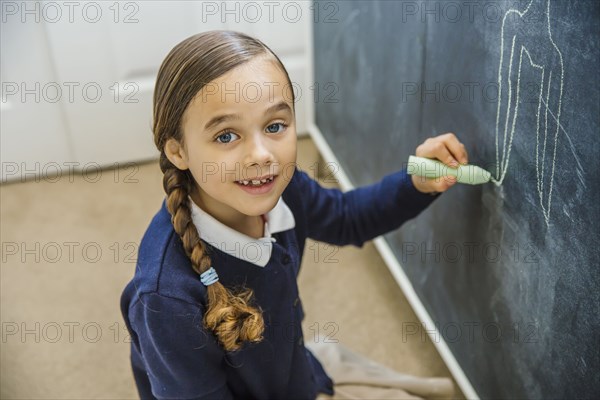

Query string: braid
[159,153,265,352]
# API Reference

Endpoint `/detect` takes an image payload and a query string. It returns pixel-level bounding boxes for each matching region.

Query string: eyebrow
[203,101,292,132]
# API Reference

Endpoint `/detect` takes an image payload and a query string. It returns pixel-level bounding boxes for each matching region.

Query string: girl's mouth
[235,175,276,194]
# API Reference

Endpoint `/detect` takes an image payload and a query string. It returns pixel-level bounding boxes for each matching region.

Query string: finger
[428,175,457,192]
[440,133,469,165]
[421,141,459,168]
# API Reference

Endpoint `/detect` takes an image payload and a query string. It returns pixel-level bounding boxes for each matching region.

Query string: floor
[0,136,464,399]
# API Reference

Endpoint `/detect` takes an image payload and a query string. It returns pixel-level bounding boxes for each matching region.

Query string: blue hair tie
[200,267,219,286]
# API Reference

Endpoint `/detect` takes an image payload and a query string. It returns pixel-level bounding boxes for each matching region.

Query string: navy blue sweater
[120,167,439,399]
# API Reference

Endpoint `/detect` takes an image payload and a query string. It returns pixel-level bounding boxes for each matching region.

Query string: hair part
[153,30,295,352]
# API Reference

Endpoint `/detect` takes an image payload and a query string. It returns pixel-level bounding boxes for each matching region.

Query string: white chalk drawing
[495,0,564,227]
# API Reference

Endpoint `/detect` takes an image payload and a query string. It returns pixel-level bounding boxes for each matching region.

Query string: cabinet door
[1,8,72,182]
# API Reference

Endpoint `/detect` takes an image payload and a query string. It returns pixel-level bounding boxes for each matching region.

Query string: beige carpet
[0,136,464,399]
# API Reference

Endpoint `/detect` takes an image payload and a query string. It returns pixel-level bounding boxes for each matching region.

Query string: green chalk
[407,155,492,185]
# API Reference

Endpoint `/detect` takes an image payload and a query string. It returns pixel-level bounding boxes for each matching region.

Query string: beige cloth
[306,339,455,400]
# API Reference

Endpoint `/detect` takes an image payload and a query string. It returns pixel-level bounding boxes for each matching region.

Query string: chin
[241,199,278,216]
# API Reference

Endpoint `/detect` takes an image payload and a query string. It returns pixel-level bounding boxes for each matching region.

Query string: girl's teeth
[238,177,273,186]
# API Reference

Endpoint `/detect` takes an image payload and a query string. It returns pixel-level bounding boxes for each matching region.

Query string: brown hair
[152,30,295,352]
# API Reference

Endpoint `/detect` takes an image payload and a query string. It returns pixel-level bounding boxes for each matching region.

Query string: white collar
[188,196,295,267]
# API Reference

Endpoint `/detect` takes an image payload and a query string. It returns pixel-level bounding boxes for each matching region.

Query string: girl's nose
[245,133,274,166]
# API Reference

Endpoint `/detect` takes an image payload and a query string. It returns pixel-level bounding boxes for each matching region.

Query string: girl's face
[166,56,297,227]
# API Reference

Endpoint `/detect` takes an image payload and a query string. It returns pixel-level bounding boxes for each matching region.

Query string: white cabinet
[1,1,311,181]
[1,8,73,181]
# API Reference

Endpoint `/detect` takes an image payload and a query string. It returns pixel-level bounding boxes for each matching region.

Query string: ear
[164,138,189,170]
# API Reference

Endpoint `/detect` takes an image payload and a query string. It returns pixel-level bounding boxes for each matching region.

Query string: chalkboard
[313,1,599,398]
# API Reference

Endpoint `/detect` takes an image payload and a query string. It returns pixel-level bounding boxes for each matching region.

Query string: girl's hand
[411,133,469,194]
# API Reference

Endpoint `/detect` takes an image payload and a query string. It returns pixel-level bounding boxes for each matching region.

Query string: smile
[235,176,275,187]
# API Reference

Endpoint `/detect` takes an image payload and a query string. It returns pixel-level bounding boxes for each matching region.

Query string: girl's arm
[294,166,436,247]
[294,133,467,247]
[128,292,234,400]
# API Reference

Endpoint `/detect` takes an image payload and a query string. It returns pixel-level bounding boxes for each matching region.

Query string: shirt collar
[188,196,295,267]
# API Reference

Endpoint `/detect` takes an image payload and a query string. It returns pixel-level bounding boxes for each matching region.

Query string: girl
[120,30,467,399]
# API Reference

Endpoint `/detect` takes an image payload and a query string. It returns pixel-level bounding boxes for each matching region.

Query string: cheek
[277,137,297,184]
[279,134,297,159]
[187,149,236,182]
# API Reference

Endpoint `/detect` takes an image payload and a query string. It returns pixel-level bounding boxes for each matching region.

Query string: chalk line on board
[494,0,564,227]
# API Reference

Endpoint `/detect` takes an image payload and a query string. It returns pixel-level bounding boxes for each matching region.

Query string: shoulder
[281,166,315,210]
[280,166,314,231]
[121,198,208,314]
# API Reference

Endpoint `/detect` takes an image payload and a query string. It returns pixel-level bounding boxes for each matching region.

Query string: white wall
[1,1,312,182]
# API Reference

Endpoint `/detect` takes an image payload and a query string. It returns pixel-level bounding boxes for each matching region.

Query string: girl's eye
[266,122,288,134]
[215,131,239,144]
